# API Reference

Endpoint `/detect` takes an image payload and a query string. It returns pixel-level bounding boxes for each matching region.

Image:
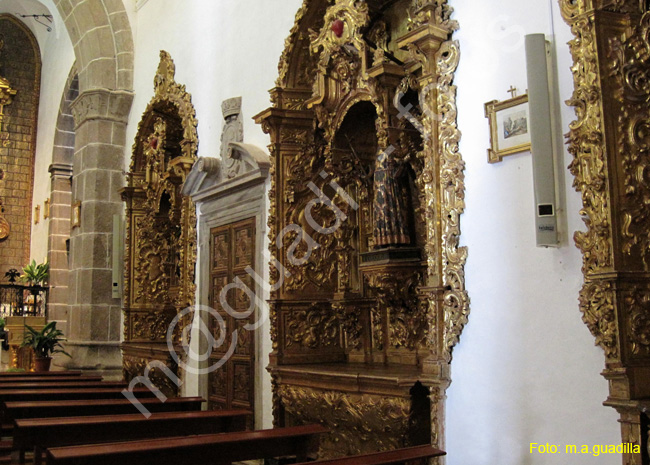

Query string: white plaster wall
[447,1,620,464]
[0,0,75,265]
[127,0,302,427]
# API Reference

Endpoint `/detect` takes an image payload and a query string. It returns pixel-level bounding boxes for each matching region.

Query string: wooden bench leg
[33,446,42,465]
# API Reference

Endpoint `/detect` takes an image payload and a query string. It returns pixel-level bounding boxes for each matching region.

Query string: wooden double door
[208,218,256,418]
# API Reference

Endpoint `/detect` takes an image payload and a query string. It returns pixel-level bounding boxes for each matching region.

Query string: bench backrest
[4,396,204,421]
[0,376,103,383]
[14,409,251,450]
[0,381,125,390]
[0,371,82,377]
[46,424,327,465]
[0,387,160,403]
[292,445,446,465]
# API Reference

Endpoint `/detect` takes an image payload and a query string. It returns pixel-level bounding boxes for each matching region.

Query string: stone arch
[47,66,78,327]
[52,0,135,375]
[54,0,133,92]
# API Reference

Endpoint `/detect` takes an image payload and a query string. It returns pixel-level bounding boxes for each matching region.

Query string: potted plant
[19,260,49,316]
[21,321,70,372]
[19,260,49,286]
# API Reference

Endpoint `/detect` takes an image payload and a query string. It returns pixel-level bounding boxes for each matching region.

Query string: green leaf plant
[19,260,49,286]
[21,321,71,359]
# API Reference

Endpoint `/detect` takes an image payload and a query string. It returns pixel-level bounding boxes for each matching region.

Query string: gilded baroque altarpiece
[120,51,198,395]
[560,1,650,463]
[255,0,468,458]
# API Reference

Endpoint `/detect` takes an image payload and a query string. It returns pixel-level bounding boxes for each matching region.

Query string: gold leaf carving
[310,0,369,70]
[609,12,650,266]
[122,355,179,397]
[285,304,340,349]
[365,271,426,350]
[433,39,470,360]
[333,302,363,350]
[625,286,650,356]
[277,385,411,459]
[566,16,612,275]
[132,311,172,341]
[579,281,618,359]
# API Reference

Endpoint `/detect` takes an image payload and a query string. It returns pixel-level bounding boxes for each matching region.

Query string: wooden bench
[0,376,103,383]
[4,396,204,423]
[0,387,160,404]
[46,424,327,465]
[0,371,83,377]
[15,409,251,465]
[293,445,446,465]
[0,381,125,390]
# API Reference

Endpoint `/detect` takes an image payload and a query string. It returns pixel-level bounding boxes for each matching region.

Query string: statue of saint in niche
[373,146,412,248]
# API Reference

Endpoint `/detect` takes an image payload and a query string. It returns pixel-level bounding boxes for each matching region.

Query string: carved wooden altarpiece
[255,0,467,459]
[121,51,197,396]
[560,2,650,463]
[185,97,270,428]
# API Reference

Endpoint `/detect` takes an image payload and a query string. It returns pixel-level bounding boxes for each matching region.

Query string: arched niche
[120,51,197,395]
[255,0,467,458]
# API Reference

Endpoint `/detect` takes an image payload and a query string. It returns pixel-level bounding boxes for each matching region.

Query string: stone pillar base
[58,341,123,380]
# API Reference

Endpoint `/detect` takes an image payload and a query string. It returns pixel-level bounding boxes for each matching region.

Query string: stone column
[66,89,133,377]
[47,163,72,325]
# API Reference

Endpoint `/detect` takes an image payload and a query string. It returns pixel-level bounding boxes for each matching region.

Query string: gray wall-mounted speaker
[526,33,559,247]
[112,214,123,299]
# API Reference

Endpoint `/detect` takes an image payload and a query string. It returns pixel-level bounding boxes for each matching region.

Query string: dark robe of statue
[373,147,411,248]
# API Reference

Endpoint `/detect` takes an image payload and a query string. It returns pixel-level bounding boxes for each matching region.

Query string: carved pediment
[185,97,270,203]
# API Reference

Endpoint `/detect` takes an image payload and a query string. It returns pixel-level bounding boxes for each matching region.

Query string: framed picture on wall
[72,201,81,228]
[484,94,531,164]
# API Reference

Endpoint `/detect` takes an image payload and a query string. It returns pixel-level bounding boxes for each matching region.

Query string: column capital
[70,88,134,129]
[48,163,73,179]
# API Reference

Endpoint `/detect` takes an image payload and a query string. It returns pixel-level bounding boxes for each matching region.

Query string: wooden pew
[4,396,204,423]
[0,387,159,403]
[46,424,327,465]
[0,371,83,377]
[15,409,250,465]
[293,445,446,465]
[0,381,125,390]
[0,376,103,384]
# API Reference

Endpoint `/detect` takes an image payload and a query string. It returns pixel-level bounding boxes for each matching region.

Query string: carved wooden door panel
[208,218,255,418]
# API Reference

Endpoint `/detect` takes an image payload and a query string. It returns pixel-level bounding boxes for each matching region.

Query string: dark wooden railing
[0,284,48,317]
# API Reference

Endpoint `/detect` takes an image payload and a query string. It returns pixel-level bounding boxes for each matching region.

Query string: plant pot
[33,356,52,372]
